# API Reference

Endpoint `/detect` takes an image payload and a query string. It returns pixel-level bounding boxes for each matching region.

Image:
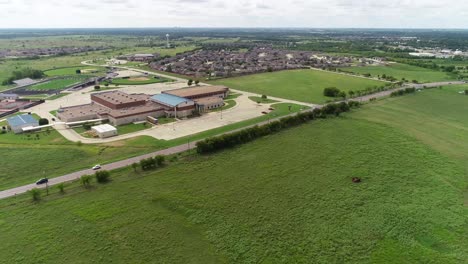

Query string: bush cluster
[390,87,416,97]
[140,155,165,171]
[95,170,111,183]
[197,101,360,154]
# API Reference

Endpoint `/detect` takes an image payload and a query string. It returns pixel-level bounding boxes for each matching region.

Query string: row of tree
[323,84,395,100]
[196,101,360,154]
[390,88,416,97]
[139,155,165,171]
[2,68,45,85]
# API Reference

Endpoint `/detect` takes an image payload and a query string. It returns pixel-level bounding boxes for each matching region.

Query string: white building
[92,124,118,139]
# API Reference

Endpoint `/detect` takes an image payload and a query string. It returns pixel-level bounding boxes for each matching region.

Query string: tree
[323,87,341,97]
[131,162,138,172]
[338,91,347,99]
[195,80,200,86]
[188,79,193,86]
[38,118,49,126]
[348,91,355,98]
[80,175,92,188]
[95,170,110,183]
[57,183,65,194]
[261,95,268,100]
[166,65,173,72]
[76,69,82,74]
[94,85,101,90]
[29,188,41,201]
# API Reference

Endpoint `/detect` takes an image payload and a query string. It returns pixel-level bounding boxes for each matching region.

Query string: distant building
[92,124,118,139]
[6,114,39,134]
[0,93,19,101]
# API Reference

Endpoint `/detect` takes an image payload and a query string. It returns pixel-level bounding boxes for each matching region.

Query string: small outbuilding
[91,124,118,139]
[6,114,39,134]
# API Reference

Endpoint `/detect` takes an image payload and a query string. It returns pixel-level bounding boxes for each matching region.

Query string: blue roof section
[7,114,38,127]
[151,93,192,107]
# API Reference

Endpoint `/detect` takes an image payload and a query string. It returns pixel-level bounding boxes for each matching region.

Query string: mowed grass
[28,77,87,91]
[344,63,457,83]
[210,69,386,103]
[44,66,105,77]
[0,87,467,262]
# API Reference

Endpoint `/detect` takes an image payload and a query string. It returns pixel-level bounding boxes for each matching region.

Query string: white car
[92,165,102,170]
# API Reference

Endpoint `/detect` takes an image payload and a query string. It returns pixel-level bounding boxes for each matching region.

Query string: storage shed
[91,124,118,139]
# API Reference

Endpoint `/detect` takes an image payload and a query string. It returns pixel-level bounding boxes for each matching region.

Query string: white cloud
[0,0,465,28]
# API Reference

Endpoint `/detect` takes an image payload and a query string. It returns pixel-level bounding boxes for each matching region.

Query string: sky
[0,0,466,29]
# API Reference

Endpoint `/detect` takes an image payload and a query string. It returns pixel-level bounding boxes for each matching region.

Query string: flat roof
[195,96,224,105]
[164,85,229,98]
[58,103,110,119]
[92,124,117,133]
[151,93,192,107]
[108,102,163,118]
[13,78,36,86]
[92,91,146,105]
[7,114,38,127]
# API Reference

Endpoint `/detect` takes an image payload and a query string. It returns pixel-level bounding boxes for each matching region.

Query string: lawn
[343,63,457,83]
[44,66,105,77]
[210,69,386,103]
[0,103,305,190]
[28,77,88,91]
[248,96,279,104]
[0,86,467,263]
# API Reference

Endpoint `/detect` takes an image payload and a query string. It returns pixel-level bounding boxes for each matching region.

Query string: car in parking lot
[35,178,49,185]
[92,165,102,170]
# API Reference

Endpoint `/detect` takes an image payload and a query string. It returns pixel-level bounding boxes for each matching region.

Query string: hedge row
[196,101,360,154]
[390,87,416,97]
[140,155,165,171]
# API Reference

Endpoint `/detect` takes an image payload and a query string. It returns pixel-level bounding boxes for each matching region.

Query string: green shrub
[323,87,341,97]
[80,175,92,188]
[95,170,110,183]
[28,188,41,201]
[57,183,65,194]
[38,118,49,126]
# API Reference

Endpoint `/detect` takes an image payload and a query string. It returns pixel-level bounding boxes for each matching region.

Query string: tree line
[390,88,416,97]
[2,68,45,85]
[196,101,361,154]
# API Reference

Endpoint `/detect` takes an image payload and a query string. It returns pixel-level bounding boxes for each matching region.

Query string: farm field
[0,86,467,263]
[28,77,88,91]
[210,69,386,103]
[0,103,305,190]
[343,63,457,83]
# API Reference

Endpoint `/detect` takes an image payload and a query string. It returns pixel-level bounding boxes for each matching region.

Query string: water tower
[166,34,171,48]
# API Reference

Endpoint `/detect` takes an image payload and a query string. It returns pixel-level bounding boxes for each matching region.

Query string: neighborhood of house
[150,46,355,78]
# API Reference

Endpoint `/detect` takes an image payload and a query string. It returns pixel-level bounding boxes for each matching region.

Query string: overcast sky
[0,0,466,29]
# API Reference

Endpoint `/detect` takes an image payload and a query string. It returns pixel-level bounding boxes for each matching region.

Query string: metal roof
[6,114,38,127]
[92,124,117,134]
[151,93,192,107]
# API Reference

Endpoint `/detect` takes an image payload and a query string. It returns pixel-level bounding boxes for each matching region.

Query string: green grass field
[0,86,467,263]
[28,77,88,91]
[344,63,457,83]
[0,103,305,190]
[44,66,105,77]
[210,69,386,103]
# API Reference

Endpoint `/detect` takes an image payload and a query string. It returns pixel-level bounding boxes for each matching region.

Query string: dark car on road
[35,178,49,185]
